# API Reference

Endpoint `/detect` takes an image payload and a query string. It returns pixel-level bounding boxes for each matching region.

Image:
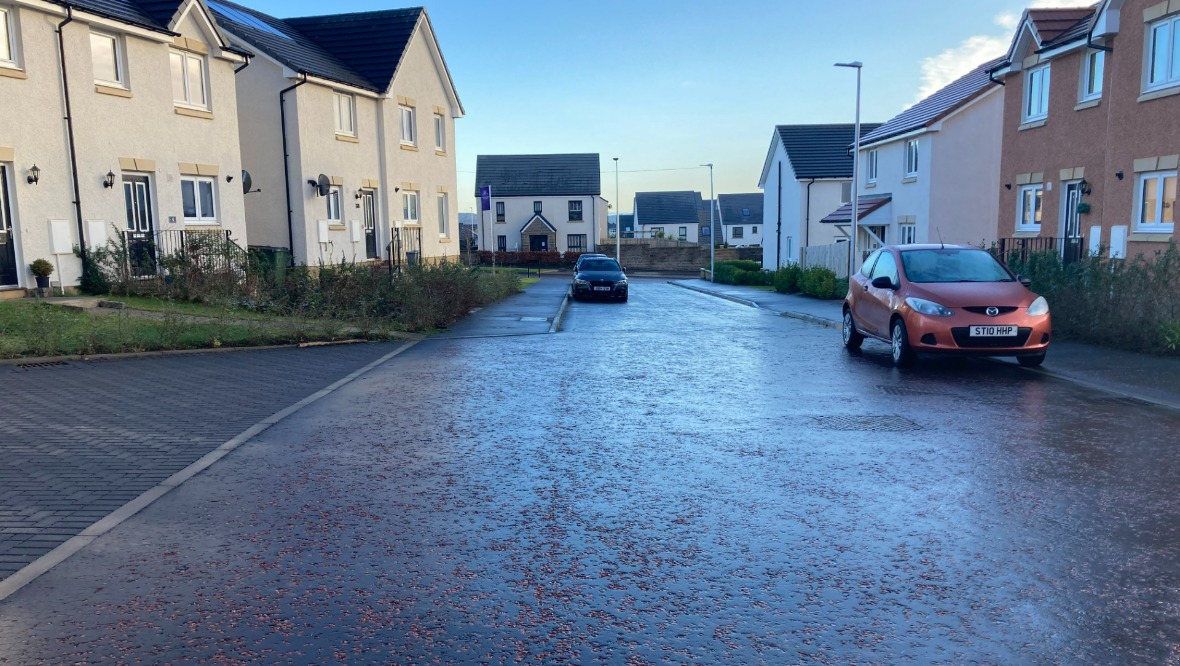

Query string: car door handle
[862,284,869,292]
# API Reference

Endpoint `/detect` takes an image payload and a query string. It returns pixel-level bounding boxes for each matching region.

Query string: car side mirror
[871,276,895,290]
[1018,275,1032,288]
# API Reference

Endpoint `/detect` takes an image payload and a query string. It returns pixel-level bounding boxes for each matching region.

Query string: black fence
[121,229,249,279]
[991,236,1086,266]
[387,226,423,272]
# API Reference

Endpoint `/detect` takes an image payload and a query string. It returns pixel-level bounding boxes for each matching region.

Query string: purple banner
[480,186,491,211]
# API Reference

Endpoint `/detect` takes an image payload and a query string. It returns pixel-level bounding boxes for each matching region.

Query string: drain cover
[811,415,922,432]
[877,385,946,397]
[519,316,550,322]
[15,361,69,370]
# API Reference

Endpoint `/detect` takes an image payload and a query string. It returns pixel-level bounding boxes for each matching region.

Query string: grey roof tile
[61,0,172,32]
[777,124,883,179]
[861,57,1004,147]
[475,154,601,197]
[285,8,420,92]
[634,191,705,227]
[820,194,892,224]
[718,193,763,226]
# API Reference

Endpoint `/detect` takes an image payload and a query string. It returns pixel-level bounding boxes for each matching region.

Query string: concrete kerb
[668,281,760,309]
[549,291,571,334]
[0,338,422,604]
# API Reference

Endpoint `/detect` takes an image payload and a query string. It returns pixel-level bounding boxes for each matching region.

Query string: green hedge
[771,264,846,299]
[713,261,771,286]
[1005,244,1180,353]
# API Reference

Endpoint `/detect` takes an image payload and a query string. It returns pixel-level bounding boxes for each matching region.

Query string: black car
[573,253,608,272]
[571,258,628,302]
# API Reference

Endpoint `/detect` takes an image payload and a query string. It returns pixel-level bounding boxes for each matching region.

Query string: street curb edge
[0,338,422,604]
[668,281,760,309]
[549,292,570,334]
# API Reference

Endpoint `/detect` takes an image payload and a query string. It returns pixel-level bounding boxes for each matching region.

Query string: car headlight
[1027,296,1049,316]
[574,279,589,286]
[615,279,628,286]
[904,297,954,317]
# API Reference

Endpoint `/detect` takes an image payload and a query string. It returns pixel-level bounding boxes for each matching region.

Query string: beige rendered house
[0,0,250,292]
[213,1,463,267]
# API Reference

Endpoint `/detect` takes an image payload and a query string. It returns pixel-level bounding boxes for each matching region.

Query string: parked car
[571,258,628,302]
[574,253,608,272]
[842,244,1051,367]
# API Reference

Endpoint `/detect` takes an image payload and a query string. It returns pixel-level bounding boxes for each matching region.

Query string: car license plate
[593,286,611,291]
[970,325,1017,337]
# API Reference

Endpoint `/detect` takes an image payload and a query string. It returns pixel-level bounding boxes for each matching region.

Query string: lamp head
[834,61,863,69]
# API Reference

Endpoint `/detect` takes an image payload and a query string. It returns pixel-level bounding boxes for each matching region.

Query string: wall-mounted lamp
[226,175,234,183]
[1004,183,1012,190]
[394,186,400,192]
[103,171,116,188]
[1080,179,1092,195]
[1115,170,1125,181]
[307,179,318,188]
[26,164,40,185]
[355,190,363,200]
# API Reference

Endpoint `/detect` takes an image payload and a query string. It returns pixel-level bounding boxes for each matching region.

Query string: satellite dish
[316,174,331,197]
[241,170,252,194]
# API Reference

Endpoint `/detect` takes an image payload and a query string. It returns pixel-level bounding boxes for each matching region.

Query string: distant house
[215,1,464,267]
[475,154,608,253]
[823,57,1004,264]
[757,123,882,269]
[718,194,764,247]
[633,191,719,242]
[617,214,635,238]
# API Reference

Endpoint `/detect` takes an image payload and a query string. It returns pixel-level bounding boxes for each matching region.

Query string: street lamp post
[835,61,862,275]
[701,163,714,281]
[614,157,620,262]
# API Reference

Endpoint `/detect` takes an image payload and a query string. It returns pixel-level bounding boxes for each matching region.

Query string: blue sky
[251,0,1078,213]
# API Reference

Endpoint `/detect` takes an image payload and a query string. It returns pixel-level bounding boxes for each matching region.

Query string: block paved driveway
[0,343,402,580]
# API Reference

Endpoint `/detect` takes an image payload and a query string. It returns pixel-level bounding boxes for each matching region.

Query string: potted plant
[1076,201,1092,215]
[29,258,53,295]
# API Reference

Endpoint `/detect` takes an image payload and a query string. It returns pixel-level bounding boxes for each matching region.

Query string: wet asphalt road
[2,278,1180,664]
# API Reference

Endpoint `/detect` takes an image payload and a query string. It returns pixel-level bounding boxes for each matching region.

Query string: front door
[0,166,17,287]
[362,191,378,260]
[529,234,548,251]
[1061,181,1083,263]
[122,175,155,277]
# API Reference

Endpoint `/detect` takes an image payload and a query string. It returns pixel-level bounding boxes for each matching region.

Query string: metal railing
[991,236,1086,266]
[122,229,249,278]
[387,226,424,273]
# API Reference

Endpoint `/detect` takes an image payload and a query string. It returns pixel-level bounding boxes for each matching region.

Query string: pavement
[434,275,569,338]
[672,278,1180,411]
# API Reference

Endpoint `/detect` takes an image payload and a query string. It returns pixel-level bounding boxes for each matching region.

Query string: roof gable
[775,124,883,180]
[475,154,601,197]
[634,191,705,226]
[284,8,421,92]
[861,57,1004,147]
[997,5,1097,70]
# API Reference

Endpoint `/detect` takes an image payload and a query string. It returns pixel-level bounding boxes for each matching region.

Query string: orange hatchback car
[843,244,1051,367]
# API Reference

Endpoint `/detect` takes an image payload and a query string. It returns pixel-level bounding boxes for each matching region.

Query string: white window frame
[90,31,125,87]
[1016,183,1044,232]
[752,225,758,234]
[437,192,448,237]
[402,190,419,224]
[899,223,917,244]
[0,6,20,69]
[399,105,416,145]
[867,149,878,182]
[170,50,208,109]
[325,185,342,223]
[904,139,919,177]
[1080,49,1104,102]
[180,176,218,224]
[334,92,355,136]
[433,113,444,151]
[1023,63,1051,122]
[1146,14,1180,92]
[840,181,852,203]
[1134,170,1177,233]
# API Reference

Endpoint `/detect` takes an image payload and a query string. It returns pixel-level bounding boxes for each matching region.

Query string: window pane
[1152,23,1169,84]
[438,195,447,235]
[1165,176,1176,224]
[124,183,135,229]
[1142,177,1159,224]
[1026,71,1039,115]
[91,33,118,83]
[1039,68,1050,113]
[1,9,12,62]
[170,52,186,102]
[1172,20,1180,84]
[1032,188,1042,224]
[186,55,205,106]
[199,181,214,218]
[434,115,443,149]
[1088,51,1104,95]
[182,180,197,218]
[136,183,149,230]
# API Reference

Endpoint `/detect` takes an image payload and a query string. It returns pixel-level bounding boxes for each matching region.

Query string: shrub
[711,261,771,286]
[29,259,54,278]
[773,264,802,293]
[798,266,847,300]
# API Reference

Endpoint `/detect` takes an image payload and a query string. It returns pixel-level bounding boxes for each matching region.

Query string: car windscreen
[899,249,1013,283]
[581,260,621,272]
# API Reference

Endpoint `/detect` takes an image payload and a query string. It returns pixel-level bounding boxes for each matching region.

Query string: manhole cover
[811,415,922,432]
[876,385,946,397]
[519,316,550,322]
[15,361,69,370]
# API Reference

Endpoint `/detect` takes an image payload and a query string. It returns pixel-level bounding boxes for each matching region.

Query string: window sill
[1013,229,1041,237]
[568,219,584,223]
[402,222,421,227]
[1018,119,1047,131]
[335,133,358,143]
[495,220,506,224]
[438,237,452,243]
[0,66,28,80]
[1129,231,1175,242]
[184,221,221,226]
[95,83,131,98]
[326,224,346,231]
[400,143,419,152]
[864,181,876,189]
[901,176,918,184]
[435,149,447,156]
[175,106,213,120]
[1138,86,1180,103]
[1074,98,1101,111]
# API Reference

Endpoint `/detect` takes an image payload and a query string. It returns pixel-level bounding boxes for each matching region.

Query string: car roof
[890,244,985,251]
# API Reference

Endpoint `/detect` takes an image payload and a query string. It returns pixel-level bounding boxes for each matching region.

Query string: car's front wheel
[891,318,915,367]
[1018,353,1046,368]
[842,308,863,351]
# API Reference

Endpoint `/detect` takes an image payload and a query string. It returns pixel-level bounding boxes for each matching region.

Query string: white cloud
[911,0,1092,105]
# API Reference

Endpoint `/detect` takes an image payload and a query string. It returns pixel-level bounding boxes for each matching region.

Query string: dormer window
[1023,63,1050,122]
[1081,49,1104,102]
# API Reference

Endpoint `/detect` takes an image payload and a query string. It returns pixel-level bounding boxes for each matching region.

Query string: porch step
[0,288,28,300]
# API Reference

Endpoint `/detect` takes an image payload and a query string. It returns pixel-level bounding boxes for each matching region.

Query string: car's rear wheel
[842,308,863,351]
[1017,353,1046,368]
[890,318,915,367]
